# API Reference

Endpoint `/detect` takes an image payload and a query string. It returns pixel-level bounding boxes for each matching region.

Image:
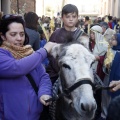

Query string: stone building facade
[0,0,36,15]
[100,0,120,18]
[0,0,11,15]
[11,0,36,14]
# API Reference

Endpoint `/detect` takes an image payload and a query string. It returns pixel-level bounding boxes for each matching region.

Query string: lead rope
[49,79,59,120]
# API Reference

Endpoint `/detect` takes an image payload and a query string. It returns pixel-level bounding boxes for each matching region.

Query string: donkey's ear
[78,35,89,49]
[50,44,62,59]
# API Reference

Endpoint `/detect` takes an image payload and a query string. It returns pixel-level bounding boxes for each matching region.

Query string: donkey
[50,35,97,120]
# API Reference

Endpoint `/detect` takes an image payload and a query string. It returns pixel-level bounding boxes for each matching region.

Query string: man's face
[62,12,78,28]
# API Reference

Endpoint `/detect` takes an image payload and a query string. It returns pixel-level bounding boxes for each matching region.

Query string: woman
[101,33,120,120]
[90,25,108,80]
[89,25,108,120]
[0,14,56,120]
[108,33,120,97]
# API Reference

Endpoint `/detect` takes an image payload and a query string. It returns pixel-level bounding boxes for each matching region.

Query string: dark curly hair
[0,15,29,46]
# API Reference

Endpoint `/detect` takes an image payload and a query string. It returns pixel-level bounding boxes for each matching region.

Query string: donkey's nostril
[81,103,86,111]
[81,102,97,112]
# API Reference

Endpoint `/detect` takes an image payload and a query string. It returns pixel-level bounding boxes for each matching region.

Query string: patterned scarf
[104,44,114,69]
[0,41,34,59]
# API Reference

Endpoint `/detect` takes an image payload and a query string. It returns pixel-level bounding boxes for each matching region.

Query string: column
[116,0,120,18]
[110,0,114,16]
[0,0,1,11]
[2,0,11,14]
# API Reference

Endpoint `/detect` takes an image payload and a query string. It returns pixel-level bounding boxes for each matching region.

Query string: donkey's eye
[62,64,71,69]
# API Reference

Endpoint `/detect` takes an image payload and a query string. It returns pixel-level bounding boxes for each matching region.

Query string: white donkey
[50,36,97,120]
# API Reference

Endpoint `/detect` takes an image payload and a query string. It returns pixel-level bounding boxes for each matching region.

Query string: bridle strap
[63,79,94,95]
[45,79,94,103]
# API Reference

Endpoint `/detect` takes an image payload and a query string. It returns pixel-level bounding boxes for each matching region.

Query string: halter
[45,79,93,103]
[45,73,113,103]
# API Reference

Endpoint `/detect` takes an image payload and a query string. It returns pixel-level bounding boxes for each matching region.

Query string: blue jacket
[0,48,52,120]
[109,34,120,98]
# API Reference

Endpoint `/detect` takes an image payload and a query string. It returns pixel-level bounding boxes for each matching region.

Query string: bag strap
[26,74,38,95]
[73,29,84,41]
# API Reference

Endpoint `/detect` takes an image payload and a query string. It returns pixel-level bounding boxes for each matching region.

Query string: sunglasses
[2,14,23,20]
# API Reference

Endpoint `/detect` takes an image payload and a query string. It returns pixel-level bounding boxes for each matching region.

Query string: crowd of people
[0,3,120,120]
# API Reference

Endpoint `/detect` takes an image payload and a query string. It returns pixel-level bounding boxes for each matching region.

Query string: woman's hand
[44,42,57,53]
[40,95,52,106]
[109,80,120,92]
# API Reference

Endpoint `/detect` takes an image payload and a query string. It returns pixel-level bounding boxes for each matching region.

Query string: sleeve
[37,65,52,98]
[0,48,47,78]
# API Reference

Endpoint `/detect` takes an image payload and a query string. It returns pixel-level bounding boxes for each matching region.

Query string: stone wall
[11,0,36,14]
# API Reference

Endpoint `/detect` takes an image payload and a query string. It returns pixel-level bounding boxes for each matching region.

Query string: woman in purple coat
[0,14,56,120]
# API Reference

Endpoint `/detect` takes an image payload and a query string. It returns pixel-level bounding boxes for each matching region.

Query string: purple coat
[0,48,52,120]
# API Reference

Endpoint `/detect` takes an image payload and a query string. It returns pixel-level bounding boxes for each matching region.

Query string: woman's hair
[0,15,29,46]
[62,4,78,17]
[85,16,89,21]
[24,12,39,31]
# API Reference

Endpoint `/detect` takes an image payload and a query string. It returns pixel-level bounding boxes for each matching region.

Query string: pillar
[2,0,11,14]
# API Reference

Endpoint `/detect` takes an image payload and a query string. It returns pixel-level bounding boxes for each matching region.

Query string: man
[100,22,116,42]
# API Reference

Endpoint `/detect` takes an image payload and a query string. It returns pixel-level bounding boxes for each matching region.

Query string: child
[46,4,86,84]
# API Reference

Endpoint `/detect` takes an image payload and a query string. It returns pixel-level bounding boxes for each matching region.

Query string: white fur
[51,43,97,120]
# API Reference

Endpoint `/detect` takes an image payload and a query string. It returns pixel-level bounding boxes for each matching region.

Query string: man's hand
[109,80,120,92]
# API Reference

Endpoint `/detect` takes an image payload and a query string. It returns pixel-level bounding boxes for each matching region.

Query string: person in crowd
[108,33,120,98]
[108,16,113,29]
[112,17,117,30]
[84,16,90,34]
[116,18,120,33]
[46,4,86,84]
[40,32,49,68]
[89,25,108,120]
[0,11,3,20]
[106,95,120,120]
[101,33,120,120]
[97,17,102,23]
[100,22,116,42]
[0,14,56,120]
[54,17,61,30]
[24,12,40,51]
[90,25,107,80]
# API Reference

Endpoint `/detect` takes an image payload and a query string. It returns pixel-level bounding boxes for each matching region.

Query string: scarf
[104,45,114,69]
[0,41,34,59]
[104,34,120,69]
